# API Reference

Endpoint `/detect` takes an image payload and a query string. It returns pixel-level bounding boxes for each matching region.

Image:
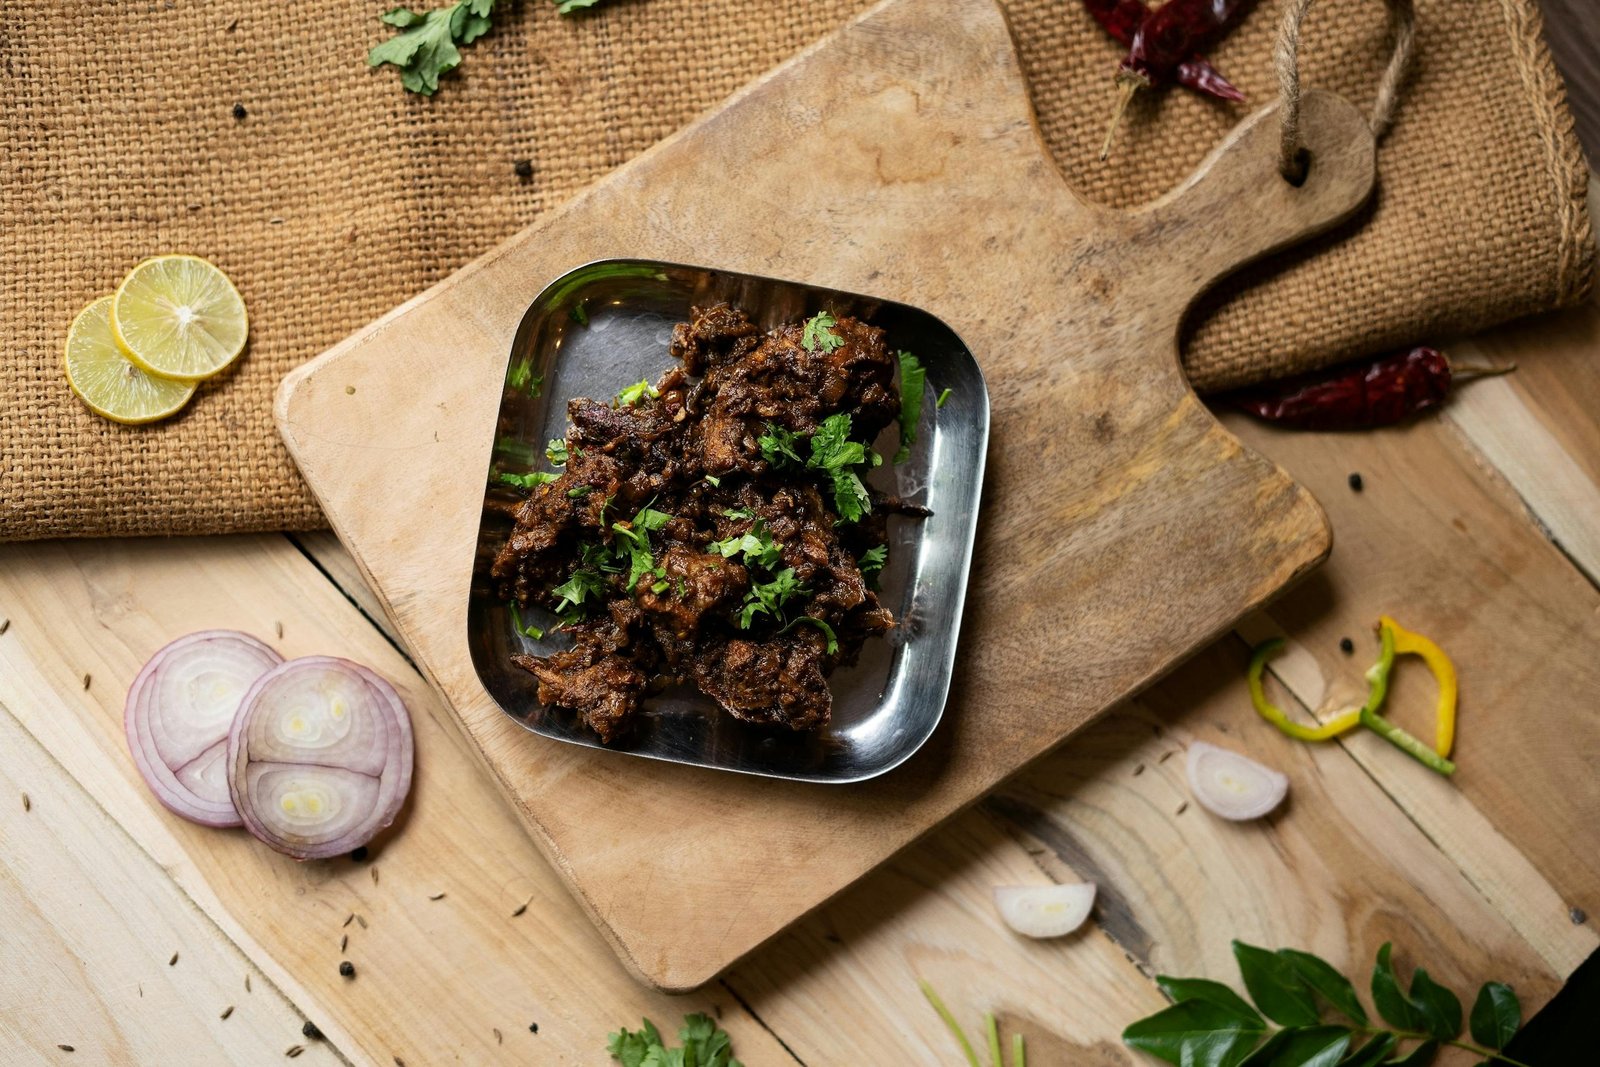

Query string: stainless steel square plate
[466,260,988,782]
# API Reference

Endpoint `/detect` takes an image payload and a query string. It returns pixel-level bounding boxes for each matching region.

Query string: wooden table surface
[4,7,1599,1065]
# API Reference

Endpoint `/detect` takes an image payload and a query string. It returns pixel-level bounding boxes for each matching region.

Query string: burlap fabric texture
[1,0,1591,540]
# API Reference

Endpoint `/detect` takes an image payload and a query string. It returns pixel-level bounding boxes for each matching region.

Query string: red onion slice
[227,656,414,860]
[124,630,283,827]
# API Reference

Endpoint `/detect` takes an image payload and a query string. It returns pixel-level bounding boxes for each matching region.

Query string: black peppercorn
[302,1021,323,1040]
[529,1022,539,1034]
[1347,472,1364,492]
[338,961,355,978]
[513,159,533,180]
[1339,637,1354,655]
[232,102,248,121]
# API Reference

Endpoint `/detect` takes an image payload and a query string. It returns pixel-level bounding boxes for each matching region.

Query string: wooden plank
[276,0,1374,988]
[0,703,342,1064]
[726,639,1576,1063]
[1217,404,1600,964]
[0,535,796,1065]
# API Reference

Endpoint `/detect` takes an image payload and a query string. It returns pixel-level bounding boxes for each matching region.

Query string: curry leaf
[1237,1025,1349,1067]
[1371,943,1427,1032]
[1468,982,1520,1049]
[1336,1031,1396,1067]
[1384,1038,1439,1065]
[1233,941,1319,1027]
[1408,968,1462,1040]
[1278,949,1368,1024]
[1155,978,1263,1028]
[1123,1000,1267,1065]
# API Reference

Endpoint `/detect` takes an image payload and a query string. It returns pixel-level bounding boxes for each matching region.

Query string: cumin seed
[493,1028,502,1045]
[286,1044,304,1058]
[1158,750,1174,764]
[428,892,445,901]
[355,915,368,929]
[169,952,179,966]
[275,620,284,639]
[22,793,30,812]
[220,1006,234,1020]
[339,934,348,952]
[57,1045,74,1052]
[1131,764,1144,777]
[511,894,533,917]
[394,1058,407,1067]
[371,867,379,885]
[245,974,252,993]
[1175,801,1189,815]
[82,673,91,690]
[0,618,10,634]
[343,914,355,928]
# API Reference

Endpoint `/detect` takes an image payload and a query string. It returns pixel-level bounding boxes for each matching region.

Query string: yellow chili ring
[1247,639,1361,742]
[1380,614,1458,758]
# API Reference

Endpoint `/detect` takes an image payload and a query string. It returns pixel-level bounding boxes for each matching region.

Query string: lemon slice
[111,255,249,381]
[64,297,197,425]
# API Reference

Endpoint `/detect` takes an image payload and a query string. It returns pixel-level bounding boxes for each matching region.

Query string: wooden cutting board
[276,0,1372,990]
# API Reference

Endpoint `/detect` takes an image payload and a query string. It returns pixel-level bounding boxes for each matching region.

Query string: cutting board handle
[1125,88,1377,338]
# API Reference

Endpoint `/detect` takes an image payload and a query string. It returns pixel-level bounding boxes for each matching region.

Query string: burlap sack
[2,0,1590,540]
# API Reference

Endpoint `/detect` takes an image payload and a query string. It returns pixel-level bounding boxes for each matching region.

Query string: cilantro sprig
[759,413,878,524]
[1122,941,1530,1067]
[800,311,844,353]
[369,0,612,95]
[607,1012,742,1067]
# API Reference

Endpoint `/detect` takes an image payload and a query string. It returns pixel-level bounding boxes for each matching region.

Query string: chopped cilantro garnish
[615,378,659,407]
[508,602,544,640]
[707,520,782,571]
[758,423,803,467]
[723,506,756,520]
[551,567,606,616]
[779,616,839,654]
[739,568,810,629]
[498,470,560,490]
[650,579,671,595]
[546,438,569,466]
[806,413,873,523]
[800,311,844,354]
[567,485,592,498]
[936,387,952,408]
[893,351,926,464]
[857,544,888,586]
[703,475,721,487]
[675,578,688,598]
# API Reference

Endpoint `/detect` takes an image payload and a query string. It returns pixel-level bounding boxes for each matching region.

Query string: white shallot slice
[124,630,283,827]
[993,882,1097,938]
[227,656,414,860]
[1185,741,1289,821]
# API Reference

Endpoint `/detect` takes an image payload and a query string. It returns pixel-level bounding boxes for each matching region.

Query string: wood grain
[276,0,1374,989]
[0,536,796,1065]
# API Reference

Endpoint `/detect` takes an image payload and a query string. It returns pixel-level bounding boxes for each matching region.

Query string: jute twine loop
[1276,0,1416,182]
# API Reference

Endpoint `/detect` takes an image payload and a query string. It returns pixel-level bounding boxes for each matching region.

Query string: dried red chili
[1231,347,1513,430]
[1099,0,1255,157]
[1082,0,1245,103]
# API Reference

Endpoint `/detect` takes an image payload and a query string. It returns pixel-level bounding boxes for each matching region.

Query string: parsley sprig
[608,1013,742,1067]
[1122,941,1529,1067]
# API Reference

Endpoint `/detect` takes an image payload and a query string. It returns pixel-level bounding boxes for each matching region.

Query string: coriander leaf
[1234,1025,1348,1067]
[1232,941,1318,1027]
[368,3,489,97]
[607,1018,663,1067]
[551,567,605,613]
[723,506,756,520]
[625,545,654,593]
[1469,982,1519,1049]
[806,413,873,523]
[800,311,843,353]
[651,579,670,595]
[546,438,570,465]
[616,378,659,406]
[857,544,888,586]
[1408,967,1462,1041]
[759,423,803,467]
[1277,949,1367,1024]
[1155,978,1263,1027]
[498,470,559,490]
[1122,1000,1267,1066]
[1335,1032,1395,1067]
[779,616,839,654]
[1371,943,1427,1032]
[829,470,871,523]
[893,350,926,464]
[936,386,953,408]
[708,522,781,571]
[739,568,808,628]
